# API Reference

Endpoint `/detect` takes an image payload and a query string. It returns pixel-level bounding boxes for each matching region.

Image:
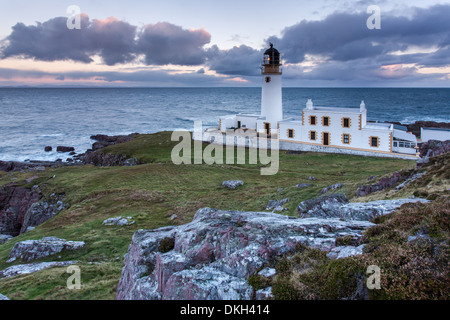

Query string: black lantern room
[262,43,281,74]
[263,43,280,66]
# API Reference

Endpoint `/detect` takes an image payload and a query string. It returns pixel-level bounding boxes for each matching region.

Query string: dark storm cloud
[268,4,450,67]
[1,15,93,63]
[0,14,137,65]
[205,45,263,76]
[0,16,210,66]
[136,22,211,65]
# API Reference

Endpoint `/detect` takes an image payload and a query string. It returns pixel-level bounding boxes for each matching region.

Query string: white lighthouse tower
[260,43,283,135]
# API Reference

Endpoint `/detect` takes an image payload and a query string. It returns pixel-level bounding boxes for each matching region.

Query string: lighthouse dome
[263,43,280,65]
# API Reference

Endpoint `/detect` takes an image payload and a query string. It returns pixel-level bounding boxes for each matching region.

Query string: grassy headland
[0,131,433,300]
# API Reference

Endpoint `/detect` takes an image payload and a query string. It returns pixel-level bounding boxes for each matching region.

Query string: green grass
[0,132,415,300]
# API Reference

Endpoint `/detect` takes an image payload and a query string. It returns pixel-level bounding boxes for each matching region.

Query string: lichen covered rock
[117,207,374,300]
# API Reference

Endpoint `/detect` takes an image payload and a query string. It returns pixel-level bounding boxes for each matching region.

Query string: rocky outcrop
[356,171,407,197]
[116,207,374,300]
[320,183,343,195]
[0,261,77,279]
[0,293,9,300]
[0,184,67,237]
[222,180,244,190]
[0,234,13,244]
[75,133,141,167]
[7,237,85,263]
[297,194,429,221]
[0,184,41,236]
[82,152,140,167]
[90,133,139,151]
[20,193,67,234]
[418,140,450,160]
[297,194,349,219]
[266,198,290,212]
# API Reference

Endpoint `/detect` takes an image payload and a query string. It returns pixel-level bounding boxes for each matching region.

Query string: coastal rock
[44,146,52,152]
[103,216,135,226]
[20,193,67,234]
[90,133,139,151]
[7,237,85,263]
[82,152,141,167]
[0,184,42,236]
[116,207,374,300]
[222,180,244,190]
[56,146,75,153]
[298,195,429,221]
[0,261,77,279]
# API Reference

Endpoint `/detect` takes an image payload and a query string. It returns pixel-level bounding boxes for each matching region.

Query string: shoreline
[1,120,449,170]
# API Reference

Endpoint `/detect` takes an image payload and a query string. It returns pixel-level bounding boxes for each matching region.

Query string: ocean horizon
[1,87,449,162]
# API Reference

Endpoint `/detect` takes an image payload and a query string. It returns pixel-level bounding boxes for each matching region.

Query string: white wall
[261,74,282,124]
[421,128,450,142]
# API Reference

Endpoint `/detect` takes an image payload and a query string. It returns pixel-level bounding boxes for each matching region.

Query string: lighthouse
[260,43,283,135]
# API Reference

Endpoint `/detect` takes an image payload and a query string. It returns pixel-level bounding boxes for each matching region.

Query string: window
[310,131,316,141]
[265,76,271,83]
[287,129,294,138]
[309,116,316,125]
[322,116,330,126]
[343,134,350,144]
[343,118,350,128]
[370,136,379,147]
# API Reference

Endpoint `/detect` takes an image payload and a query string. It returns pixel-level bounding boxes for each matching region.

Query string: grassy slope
[0,132,415,300]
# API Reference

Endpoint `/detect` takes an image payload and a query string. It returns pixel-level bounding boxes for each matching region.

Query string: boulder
[7,237,85,263]
[0,261,77,279]
[296,183,312,189]
[0,234,13,244]
[266,198,289,211]
[298,195,429,221]
[0,293,9,300]
[116,207,374,300]
[103,216,135,226]
[56,146,75,153]
[44,146,52,152]
[258,267,276,278]
[297,194,349,219]
[255,287,273,300]
[222,180,244,190]
[326,245,365,260]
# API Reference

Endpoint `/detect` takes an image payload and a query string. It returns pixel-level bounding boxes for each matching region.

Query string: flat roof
[422,127,450,132]
[306,106,361,113]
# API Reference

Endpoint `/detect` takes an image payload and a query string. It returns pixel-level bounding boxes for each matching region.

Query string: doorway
[264,122,270,135]
[323,132,330,145]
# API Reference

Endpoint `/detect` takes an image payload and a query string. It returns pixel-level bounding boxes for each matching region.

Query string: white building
[209,44,419,160]
[420,127,450,142]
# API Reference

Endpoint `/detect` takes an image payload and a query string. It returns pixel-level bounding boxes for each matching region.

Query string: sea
[0,87,449,162]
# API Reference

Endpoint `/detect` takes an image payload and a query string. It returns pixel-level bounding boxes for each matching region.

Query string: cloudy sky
[0,0,449,87]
